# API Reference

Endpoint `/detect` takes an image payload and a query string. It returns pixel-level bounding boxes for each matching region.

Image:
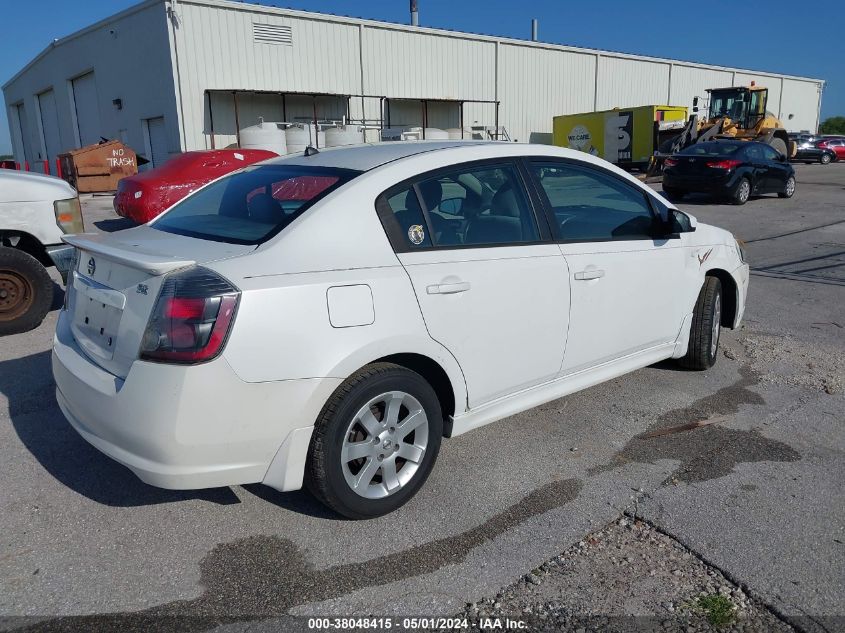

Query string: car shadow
[94,217,137,232]
[2,350,240,507]
[240,484,342,520]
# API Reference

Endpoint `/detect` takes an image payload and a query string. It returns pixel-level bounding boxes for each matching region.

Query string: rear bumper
[663,172,738,195]
[52,309,340,491]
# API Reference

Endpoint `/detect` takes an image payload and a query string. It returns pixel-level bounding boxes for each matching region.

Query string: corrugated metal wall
[171,0,824,148]
[596,57,671,111]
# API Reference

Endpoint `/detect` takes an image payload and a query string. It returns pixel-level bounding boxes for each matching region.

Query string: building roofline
[4,0,826,93]
[2,0,162,91]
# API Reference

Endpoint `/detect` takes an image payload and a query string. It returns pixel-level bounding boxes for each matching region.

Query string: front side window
[377,163,540,250]
[530,162,656,242]
[152,165,359,244]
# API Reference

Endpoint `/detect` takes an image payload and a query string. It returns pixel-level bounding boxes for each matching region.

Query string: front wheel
[305,363,443,519]
[820,153,832,165]
[678,277,722,371]
[0,248,54,336]
[778,175,796,199]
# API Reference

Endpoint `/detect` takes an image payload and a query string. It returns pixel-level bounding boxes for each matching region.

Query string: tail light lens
[140,267,240,364]
[53,197,85,234]
[706,159,742,170]
[664,157,678,167]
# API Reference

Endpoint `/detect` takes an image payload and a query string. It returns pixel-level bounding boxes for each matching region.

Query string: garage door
[38,89,62,168]
[146,117,169,167]
[72,72,101,146]
[15,103,33,163]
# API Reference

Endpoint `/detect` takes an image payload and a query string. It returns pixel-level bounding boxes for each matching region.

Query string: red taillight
[140,267,240,364]
[706,159,742,169]
[664,157,678,167]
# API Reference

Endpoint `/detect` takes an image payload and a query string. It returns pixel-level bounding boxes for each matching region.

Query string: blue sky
[2,0,842,155]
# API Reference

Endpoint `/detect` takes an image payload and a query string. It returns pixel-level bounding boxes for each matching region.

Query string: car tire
[678,276,722,371]
[730,177,751,205]
[820,153,831,165]
[662,187,684,202]
[778,175,796,198]
[305,362,443,519]
[0,247,54,336]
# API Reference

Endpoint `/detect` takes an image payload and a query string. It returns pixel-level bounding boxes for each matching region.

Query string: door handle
[427,281,471,295]
[573,269,605,281]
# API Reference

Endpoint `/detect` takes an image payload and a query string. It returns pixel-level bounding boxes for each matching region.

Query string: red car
[114,149,277,223]
[817,138,845,161]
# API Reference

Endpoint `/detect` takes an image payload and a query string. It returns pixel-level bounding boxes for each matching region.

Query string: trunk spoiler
[62,233,196,275]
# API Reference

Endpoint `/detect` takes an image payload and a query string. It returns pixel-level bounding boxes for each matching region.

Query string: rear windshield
[678,143,742,157]
[151,165,360,244]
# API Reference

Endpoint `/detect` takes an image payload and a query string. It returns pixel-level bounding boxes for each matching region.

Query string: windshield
[709,90,748,122]
[678,142,742,157]
[151,165,360,244]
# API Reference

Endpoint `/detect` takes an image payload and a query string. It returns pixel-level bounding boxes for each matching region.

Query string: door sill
[447,343,675,438]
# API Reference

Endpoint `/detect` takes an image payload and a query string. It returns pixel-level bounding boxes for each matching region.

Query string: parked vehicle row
[52,142,749,518]
[787,133,844,164]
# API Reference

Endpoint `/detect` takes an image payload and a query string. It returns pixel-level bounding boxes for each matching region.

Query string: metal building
[3,0,826,172]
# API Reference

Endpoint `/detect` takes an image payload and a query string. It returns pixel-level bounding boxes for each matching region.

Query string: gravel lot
[0,164,843,632]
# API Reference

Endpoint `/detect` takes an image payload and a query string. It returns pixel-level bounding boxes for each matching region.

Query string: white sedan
[52,141,749,518]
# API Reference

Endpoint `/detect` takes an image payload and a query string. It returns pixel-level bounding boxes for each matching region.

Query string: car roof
[262,140,498,172]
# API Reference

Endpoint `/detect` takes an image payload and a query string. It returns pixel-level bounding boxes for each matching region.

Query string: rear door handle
[574,269,605,281]
[427,281,471,295]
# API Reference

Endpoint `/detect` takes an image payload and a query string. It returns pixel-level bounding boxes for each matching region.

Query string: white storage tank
[285,123,325,153]
[401,127,450,140]
[325,125,365,147]
[239,118,287,155]
[446,128,467,139]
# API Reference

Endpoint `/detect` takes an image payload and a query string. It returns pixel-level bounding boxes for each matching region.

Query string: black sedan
[662,140,795,205]
[789,137,836,164]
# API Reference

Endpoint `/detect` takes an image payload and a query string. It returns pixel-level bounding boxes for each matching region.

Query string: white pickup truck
[0,170,82,335]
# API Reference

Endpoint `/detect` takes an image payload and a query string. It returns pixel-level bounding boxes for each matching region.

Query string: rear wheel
[730,177,751,205]
[779,175,796,199]
[305,363,443,519]
[0,248,54,336]
[678,276,722,371]
[820,153,832,165]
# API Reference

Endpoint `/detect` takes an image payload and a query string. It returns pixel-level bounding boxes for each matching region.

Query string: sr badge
[408,224,425,245]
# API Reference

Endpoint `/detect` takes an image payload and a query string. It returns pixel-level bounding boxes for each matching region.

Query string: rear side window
[529,162,655,241]
[152,165,359,244]
[376,162,540,251]
[678,142,741,157]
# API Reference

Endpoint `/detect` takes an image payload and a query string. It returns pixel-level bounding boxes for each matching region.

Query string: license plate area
[71,272,126,361]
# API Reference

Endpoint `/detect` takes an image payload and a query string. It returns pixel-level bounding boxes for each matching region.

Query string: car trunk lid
[63,227,253,378]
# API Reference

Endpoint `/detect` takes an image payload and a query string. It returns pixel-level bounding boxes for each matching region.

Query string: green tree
[819,116,845,134]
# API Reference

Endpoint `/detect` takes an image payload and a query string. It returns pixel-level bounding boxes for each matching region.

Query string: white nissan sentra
[53,142,748,518]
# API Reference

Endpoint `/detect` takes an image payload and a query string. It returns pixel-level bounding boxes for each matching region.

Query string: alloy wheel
[711,294,721,358]
[341,391,429,499]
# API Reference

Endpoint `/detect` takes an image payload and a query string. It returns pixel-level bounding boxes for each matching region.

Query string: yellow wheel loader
[652,84,796,174]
